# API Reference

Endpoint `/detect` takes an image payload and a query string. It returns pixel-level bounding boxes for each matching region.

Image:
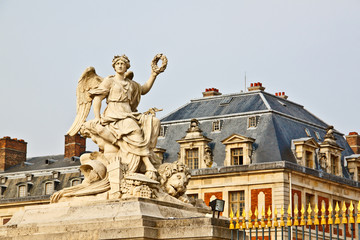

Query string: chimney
[275,92,288,99]
[345,132,360,154]
[247,82,265,92]
[202,88,222,97]
[64,134,86,159]
[0,137,27,172]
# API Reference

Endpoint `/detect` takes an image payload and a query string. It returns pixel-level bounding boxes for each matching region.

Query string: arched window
[257,192,265,217]
[71,179,81,186]
[18,185,26,197]
[44,182,54,195]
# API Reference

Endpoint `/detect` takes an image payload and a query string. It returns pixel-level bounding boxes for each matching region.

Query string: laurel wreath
[151,54,168,74]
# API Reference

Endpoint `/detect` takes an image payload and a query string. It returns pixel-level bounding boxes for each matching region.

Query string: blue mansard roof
[157,90,353,178]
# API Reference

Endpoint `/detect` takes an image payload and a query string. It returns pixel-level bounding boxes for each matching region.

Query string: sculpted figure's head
[158,161,191,198]
[79,159,107,185]
[112,55,131,71]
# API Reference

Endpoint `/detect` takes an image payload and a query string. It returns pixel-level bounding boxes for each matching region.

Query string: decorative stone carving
[121,173,158,199]
[50,153,110,203]
[204,146,213,167]
[177,119,213,169]
[50,55,194,204]
[158,161,191,203]
[319,126,344,176]
[50,54,176,203]
[323,126,337,145]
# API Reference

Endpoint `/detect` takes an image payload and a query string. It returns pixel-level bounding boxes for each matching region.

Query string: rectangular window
[229,191,245,216]
[45,182,54,195]
[357,167,360,181]
[212,121,220,131]
[71,179,81,186]
[159,126,166,137]
[331,155,339,175]
[187,194,198,202]
[18,185,26,197]
[248,116,258,128]
[305,151,313,168]
[231,148,243,165]
[185,148,199,169]
[305,193,315,210]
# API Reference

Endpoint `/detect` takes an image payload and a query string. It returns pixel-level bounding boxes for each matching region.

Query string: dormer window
[331,155,340,175]
[159,126,167,137]
[0,186,7,197]
[52,171,59,179]
[222,134,255,166]
[177,118,212,169]
[18,185,27,197]
[292,138,319,169]
[0,177,7,184]
[231,148,243,165]
[26,174,33,182]
[248,116,259,129]
[212,120,220,132]
[71,178,81,186]
[305,151,314,168]
[305,128,311,137]
[315,131,321,140]
[44,182,54,195]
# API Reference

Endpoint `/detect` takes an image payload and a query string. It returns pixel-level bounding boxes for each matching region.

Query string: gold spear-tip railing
[229,200,359,240]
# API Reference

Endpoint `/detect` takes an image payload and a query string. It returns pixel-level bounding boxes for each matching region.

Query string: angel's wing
[67,67,103,136]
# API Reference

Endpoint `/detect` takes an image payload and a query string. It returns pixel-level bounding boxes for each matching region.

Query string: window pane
[229,191,245,216]
[18,185,26,197]
[45,182,54,195]
[185,148,199,169]
[231,148,243,165]
[72,180,81,186]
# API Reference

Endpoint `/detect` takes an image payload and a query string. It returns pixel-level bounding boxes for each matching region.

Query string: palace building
[1,83,360,238]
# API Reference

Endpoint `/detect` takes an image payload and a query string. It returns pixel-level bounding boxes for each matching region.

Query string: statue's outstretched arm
[141,72,158,95]
[141,54,168,95]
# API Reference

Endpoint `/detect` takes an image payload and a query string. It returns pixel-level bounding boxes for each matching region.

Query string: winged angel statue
[68,53,167,177]
[49,55,169,203]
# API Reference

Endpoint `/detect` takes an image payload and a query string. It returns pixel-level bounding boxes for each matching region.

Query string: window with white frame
[231,148,244,165]
[71,179,81,186]
[185,148,199,170]
[18,185,27,197]
[248,116,258,128]
[159,126,167,137]
[44,182,54,195]
[229,191,245,216]
[212,120,220,132]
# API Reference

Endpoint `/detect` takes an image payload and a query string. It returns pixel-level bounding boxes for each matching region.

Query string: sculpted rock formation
[50,54,192,205]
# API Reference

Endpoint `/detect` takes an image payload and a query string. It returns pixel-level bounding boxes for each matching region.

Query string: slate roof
[157,90,353,178]
[4,154,81,173]
[0,155,82,202]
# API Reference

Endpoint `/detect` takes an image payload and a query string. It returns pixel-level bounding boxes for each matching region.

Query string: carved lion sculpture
[158,161,191,203]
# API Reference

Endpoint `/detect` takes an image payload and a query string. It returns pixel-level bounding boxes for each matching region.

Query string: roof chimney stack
[0,137,27,172]
[345,132,360,154]
[275,92,288,99]
[64,133,86,159]
[202,88,222,97]
[248,82,265,92]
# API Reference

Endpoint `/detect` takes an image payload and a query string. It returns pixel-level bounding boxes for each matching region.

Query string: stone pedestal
[0,198,232,240]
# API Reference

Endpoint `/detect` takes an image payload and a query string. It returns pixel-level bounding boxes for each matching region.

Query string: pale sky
[1,0,359,158]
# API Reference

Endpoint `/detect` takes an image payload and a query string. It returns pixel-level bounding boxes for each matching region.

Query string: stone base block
[0,198,232,240]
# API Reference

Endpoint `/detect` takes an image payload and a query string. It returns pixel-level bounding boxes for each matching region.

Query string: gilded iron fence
[229,201,359,240]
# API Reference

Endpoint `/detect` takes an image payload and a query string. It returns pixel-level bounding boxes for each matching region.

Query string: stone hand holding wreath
[151,54,168,75]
